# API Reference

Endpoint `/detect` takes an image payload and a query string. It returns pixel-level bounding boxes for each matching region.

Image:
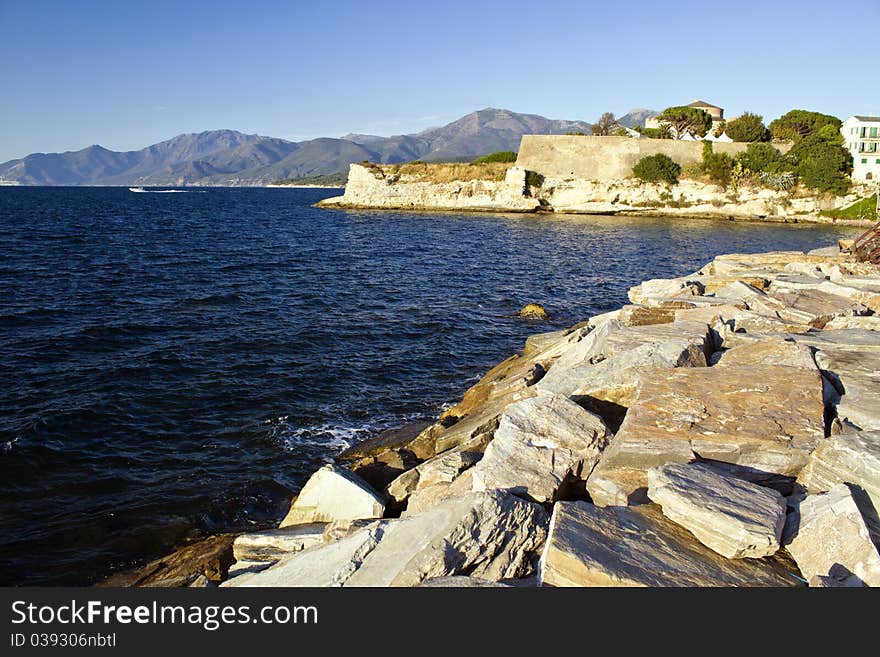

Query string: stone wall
[517,135,765,180]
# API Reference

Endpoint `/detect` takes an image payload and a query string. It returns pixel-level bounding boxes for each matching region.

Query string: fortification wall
[516,135,755,179]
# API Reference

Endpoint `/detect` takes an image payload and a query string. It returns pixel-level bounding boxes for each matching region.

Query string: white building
[842,115,880,181]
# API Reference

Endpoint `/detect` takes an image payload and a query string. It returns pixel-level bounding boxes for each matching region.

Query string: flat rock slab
[538,501,798,587]
[227,491,547,587]
[280,465,385,527]
[784,483,880,587]
[470,392,609,503]
[587,365,824,506]
[714,337,817,370]
[232,525,326,562]
[647,462,785,558]
[797,430,880,519]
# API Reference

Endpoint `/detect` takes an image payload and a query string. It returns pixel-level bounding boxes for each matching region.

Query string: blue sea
[0,186,859,585]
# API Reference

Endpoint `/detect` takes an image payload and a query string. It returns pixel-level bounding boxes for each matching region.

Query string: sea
[0,186,860,585]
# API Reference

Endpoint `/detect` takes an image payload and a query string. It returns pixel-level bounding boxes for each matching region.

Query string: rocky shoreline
[317,164,875,226]
[104,238,880,587]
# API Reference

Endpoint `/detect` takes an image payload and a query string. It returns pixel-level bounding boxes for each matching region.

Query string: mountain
[0,109,593,186]
[617,108,659,129]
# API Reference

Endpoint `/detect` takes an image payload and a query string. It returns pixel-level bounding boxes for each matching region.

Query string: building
[644,100,726,139]
[842,115,880,181]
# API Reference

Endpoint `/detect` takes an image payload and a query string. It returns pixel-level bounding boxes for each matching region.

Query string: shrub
[525,171,544,188]
[639,126,672,139]
[704,152,735,187]
[472,151,518,164]
[633,154,681,184]
[769,110,842,142]
[788,133,852,195]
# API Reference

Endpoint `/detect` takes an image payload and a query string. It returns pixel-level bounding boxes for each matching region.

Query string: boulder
[647,462,786,558]
[714,337,818,370]
[823,315,880,331]
[470,392,610,503]
[809,339,880,431]
[279,465,385,528]
[232,525,326,562]
[784,484,880,587]
[336,421,430,462]
[416,576,511,587]
[226,491,547,587]
[98,534,237,588]
[403,469,475,516]
[617,305,677,327]
[587,365,825,506]
[797,430,880,519]
[627,277,702,306]
[538,501,798,587]
[537,320,711,418]
[519,303,550,319]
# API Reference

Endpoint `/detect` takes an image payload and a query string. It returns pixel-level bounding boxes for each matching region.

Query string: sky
[1,0,879,162]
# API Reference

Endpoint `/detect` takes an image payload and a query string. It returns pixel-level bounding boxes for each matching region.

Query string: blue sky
[1,0,878,162]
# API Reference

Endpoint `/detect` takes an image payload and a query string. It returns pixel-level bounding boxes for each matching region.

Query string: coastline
[105,236,880,588]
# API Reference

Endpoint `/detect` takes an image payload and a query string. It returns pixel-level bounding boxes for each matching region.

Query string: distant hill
[617,108,659,129]
[0,108,595,186]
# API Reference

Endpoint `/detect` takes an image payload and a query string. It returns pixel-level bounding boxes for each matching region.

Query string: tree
[592,112,619,136]
[788,133,851,194]
[633,153,681,184]
[725,112,770,142]
[638,125,672,139]
[769,110,841,142]
[657,106,713,139]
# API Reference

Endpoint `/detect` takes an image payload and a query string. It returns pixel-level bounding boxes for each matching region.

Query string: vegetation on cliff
[724,112,771,142]
[472,151,518,164]
[633,153,681,184]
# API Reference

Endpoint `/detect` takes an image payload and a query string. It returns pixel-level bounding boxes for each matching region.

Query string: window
[871,127,879,138]
[862,158,868,163]
[876,159,880,164]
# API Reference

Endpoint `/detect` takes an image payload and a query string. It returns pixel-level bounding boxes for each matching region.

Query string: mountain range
[0,108,657,186]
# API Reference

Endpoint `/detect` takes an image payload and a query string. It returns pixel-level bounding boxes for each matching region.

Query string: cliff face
[317,164,542,212]
[319,163,869,224]
[537,177,859,221]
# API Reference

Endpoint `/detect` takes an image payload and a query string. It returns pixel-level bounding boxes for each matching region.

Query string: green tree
[592,112,619,136]
[633,153,681,184]
[788,133,851,194]
[735,142,785,174]
[657,106,713,138]
[769,110,842,142]
[638,125,672,139]
[472,151,518,164]
[725,112,770,142]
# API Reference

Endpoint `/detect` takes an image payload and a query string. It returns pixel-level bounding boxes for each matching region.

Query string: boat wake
[129,187,187,193]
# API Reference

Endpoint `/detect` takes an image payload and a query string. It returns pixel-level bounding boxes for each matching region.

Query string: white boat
[0,179,20,186]
[129,186,147,193]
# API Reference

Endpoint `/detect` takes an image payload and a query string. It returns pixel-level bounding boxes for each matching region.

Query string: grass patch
[472,151,517,164]
[819,194,877,221]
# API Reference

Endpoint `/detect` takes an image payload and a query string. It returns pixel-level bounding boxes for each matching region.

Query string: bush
[472,151,517,164]
[735,142,785,174]
[704,152,735,187]
[639,126,672,139]
[525,171,544,188]
[633,154,681,184]
[769,110,841,142]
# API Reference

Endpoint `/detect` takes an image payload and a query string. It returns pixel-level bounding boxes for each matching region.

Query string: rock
[587,365,825,506]
[349,446,419,492]
[226,560,276,579]
[797,430,880,518]
[403,469,475,516]
[416,449,481,489]
[808,245,842,257]
[386,468,421,505]
[823,315,880,330]
[784,483,880,587]
[519,303,550,319]
[647,462,786,558]
[226,491,548,587]
[337,421,430,462]
[538,320,711,413]
[322,518,380,543]
[627,277,702,306]
[188,575,217,588]
[767,287,868,327]
[470,392,610,503]
[538,502,798,587]
[232,525,326,562]
[98,534,238,588]
[279,465,385,528]
[617,304,677,326]
[416,576,511,587]
[714,337,818,370]
[523,328,569,357]
[808,338,880,431]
